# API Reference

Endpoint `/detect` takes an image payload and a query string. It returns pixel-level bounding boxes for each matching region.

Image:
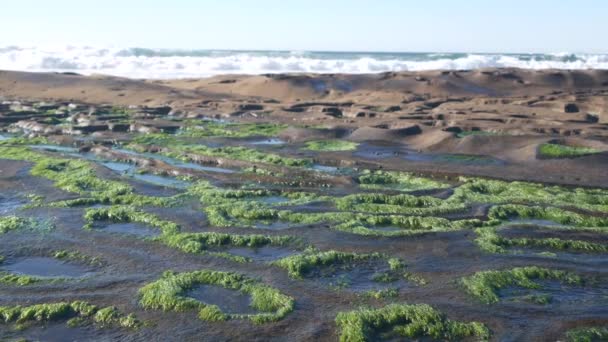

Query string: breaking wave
[1,46,607,79]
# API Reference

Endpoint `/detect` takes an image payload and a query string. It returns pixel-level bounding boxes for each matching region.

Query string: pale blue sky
[1,0,606,53]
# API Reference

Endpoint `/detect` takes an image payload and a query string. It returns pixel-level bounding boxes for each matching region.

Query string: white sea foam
[0,46,606,79]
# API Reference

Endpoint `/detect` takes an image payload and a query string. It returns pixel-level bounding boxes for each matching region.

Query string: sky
[1,0,606,53]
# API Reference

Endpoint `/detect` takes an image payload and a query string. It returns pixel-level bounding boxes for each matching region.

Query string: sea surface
[1,46,607,78]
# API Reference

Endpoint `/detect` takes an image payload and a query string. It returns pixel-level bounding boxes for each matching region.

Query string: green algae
[139,270,294,324]
[158,232,297,262]
[335,303,489,342]
[539,143,602,158]
[83,206,180,235]
[461,266,583,304]
[357,170,450,192]
[304,140,359,152]
[0,301,140,330]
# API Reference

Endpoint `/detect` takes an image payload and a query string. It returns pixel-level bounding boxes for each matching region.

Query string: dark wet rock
[443,126,463,133]
[141,106,172,116]
[238,104,264,111]
[322,107,343,118]
[384,105,402,112]
[72,123,110,133]
[564,103,580,113]
[586,113,599,123]
[108,122,131,132]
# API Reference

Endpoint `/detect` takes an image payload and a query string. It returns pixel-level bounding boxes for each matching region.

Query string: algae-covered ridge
[304,139,359,152]
[565,326,608,342]
[0,301,140,330]
[0,146,178,208]
[139,270,294,324]
[84,204,300,263]
[538,143,602,158]
[271,250,426,285]
[460,266,584,304]
[356,169,450,192]
[475,204,608,254]
[335,303,490,342]
[129,133,310,167]
[0,216,53,234]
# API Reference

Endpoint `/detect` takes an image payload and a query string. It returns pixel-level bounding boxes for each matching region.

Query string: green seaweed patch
[129,135,309,167]
[0,136,48,146]
[158,232,298,262]
[335,192,466,215]
[475,226,608,254]
[0,301,140,330]
[539,143,602,159]
[304,140,359,152]
[0,216,53,234]
[565,326,608,342]
[450,177,608,213]
[0,146,177,208]
[84,206,180,235]
[180,122,287,138]
[357,170,450,192]
[335,303,489,342]
[488,204,608,228]
[272,250,424,285]
[461,266,583,304]
[138,270,294,324]
[52,250,103,267]
[334,216,481,237]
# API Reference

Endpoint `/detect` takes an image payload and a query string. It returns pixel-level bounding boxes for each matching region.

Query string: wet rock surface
[0,70,607,341]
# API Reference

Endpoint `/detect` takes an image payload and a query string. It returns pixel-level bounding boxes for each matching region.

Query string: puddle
[0,195,26,215]
[504,219,568,228]
[1,257,93,278]
[175,162,237,174]
[19,324,118,342]
[102,161,134,173]
[311,164,339,173]
[249,138,285,146]
[30,145,79,153]
[499,280,608,306]
[500,226,608,244]
[132,173,190,189]
[253,196,290,205]
[98,223,160,237]
[353,143,404,159]
[100,159,190,188]
[253,221,300,230]
[0,133,10,141]
[366,226,405,233]
[185,284,258,314]
[225,246,297,261]
[114,148,236,174]
[305,259,403,292]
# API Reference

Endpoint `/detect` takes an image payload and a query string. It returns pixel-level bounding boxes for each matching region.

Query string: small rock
[564,103,579,113]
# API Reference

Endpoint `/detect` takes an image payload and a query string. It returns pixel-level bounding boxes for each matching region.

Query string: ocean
[1,46,607,79]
